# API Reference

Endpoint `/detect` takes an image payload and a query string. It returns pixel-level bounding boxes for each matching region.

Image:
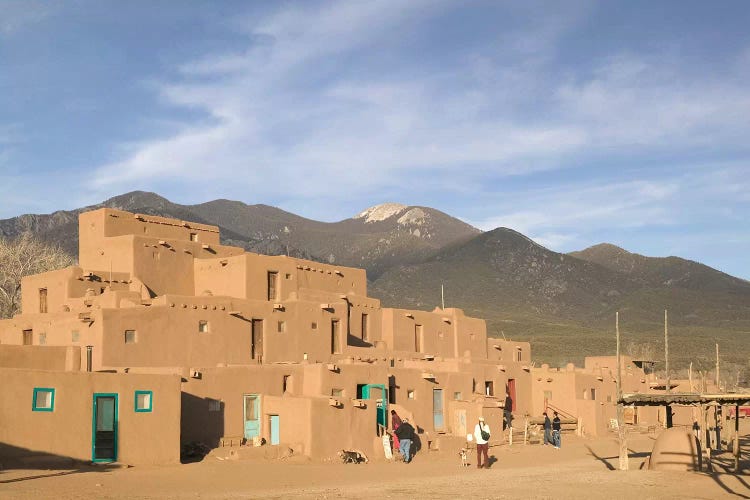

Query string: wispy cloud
[0,0,56,37]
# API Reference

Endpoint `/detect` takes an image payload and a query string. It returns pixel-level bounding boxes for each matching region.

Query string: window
[590,388,597,401]
[71,330,80,343]
[414,324,423,352]
[38,333,47,345]
[39,288,47,313]
[190,233,198,242]
[285,273,291,280]
[124,330,137,344]
[277,321,286,333]
[283,375,291,394]
[32,388,55,411]
[583,389,589,400]
[198,320,209,333]
[208,399,222,412]
[516,350,522,362]
[22,329,32,345]
[267,271,278,301]
[485,381,494,397]
[407,389,415,400]
[361,313,368,341]
[331,388,344,397]
[454,391,462,401]
[331,319,340,354]
[311,322,317,331]
[135,390,153,412]
[607,395,612,402]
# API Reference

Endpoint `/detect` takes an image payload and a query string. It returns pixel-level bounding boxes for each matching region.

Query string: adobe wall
[0,368,180,465]
[0,345,80,371]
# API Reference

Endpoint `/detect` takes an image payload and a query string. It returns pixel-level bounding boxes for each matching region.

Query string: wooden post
[616,312,629,470]
[704,405,712,472]
[715,343,720,391]
[735,403,741,473]
[664,310,670,394]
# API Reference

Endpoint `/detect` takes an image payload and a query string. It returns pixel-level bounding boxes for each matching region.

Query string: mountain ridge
[1,191,748,372]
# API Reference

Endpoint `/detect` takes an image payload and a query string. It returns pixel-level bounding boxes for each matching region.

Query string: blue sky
[1,0,749,279]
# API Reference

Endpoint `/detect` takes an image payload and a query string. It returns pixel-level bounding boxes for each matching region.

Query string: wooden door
[251,319,263,361]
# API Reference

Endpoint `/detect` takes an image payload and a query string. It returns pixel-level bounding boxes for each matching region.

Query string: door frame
[433,388,445,431]
[243,393,261,440]
[91,393,118,463]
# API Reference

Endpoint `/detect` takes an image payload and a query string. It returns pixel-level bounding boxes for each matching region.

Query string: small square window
[190,233,198,242]
[135,390,153,412]
[407,389,415,400]
[125,330,137,344]
[32,388,55,411]
[71,330,80,343]
[198,320,209,333]
[285,273,292,280]
[38,332,47,345]
[277,321,286,333]
[208,399,221,412]
[331,388,344,397]
[454,391,462,401]
[311,322,317,331]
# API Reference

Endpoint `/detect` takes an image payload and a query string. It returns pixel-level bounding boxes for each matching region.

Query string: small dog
[458,448,469,467]
[338,449,369,464]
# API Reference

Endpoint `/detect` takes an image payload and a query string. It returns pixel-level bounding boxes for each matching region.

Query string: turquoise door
[362,384,388,429]
[92,394,118,462]
[269,415,280,445]
[433,389,444,431]
[243,394,260,440]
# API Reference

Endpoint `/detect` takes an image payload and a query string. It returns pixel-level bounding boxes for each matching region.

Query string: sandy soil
[2,430,749,499]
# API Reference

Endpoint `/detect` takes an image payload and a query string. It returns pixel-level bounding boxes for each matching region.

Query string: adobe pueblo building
[0,208,543,465]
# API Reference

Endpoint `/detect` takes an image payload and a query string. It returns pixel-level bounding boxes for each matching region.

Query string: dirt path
[2,433,749,499]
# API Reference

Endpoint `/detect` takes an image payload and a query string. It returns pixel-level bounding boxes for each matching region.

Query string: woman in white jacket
[473,416,490,469]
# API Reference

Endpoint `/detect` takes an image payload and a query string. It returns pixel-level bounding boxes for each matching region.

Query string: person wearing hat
[473,416,491,468]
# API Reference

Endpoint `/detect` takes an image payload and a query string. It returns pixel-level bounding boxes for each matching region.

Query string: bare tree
[0,233,74,318]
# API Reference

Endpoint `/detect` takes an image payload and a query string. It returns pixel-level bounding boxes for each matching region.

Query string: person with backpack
[552,411,561,449]
[473,416,491,468]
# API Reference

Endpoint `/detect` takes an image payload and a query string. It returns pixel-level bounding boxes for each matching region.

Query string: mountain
[2,191,748,372]
[569,243,750,293]
[0,191,480,279]
[370,230,750,370]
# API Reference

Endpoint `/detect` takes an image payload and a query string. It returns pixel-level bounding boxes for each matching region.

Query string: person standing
[552,411,561,449]
[394,418,415,463]
[391,409,403,452]
[473,416,491,468]
[543,412,552,446]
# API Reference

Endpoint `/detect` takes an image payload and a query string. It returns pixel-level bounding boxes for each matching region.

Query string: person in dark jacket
[394,418,416,463]
[543,412,552,446]
[552,411,561,449]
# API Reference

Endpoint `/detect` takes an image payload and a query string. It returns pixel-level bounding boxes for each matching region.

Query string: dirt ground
[3,428,750,499]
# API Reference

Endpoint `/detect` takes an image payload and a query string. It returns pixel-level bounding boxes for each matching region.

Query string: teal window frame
[134,390,153,412]
[32,387,55,412]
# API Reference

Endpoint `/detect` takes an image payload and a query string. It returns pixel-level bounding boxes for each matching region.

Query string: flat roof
[620,393,750,406]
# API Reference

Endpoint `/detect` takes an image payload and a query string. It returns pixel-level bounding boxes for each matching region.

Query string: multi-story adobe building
[0,208,535,465]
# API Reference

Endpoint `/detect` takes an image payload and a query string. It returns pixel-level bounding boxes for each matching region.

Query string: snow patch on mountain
[355,203,407,223]
[397,208,427,226]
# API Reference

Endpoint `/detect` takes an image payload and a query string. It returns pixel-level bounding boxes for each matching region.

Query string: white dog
[458,448,469,467]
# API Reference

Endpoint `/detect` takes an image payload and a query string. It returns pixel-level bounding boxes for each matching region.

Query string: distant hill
[2,191,748,376]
